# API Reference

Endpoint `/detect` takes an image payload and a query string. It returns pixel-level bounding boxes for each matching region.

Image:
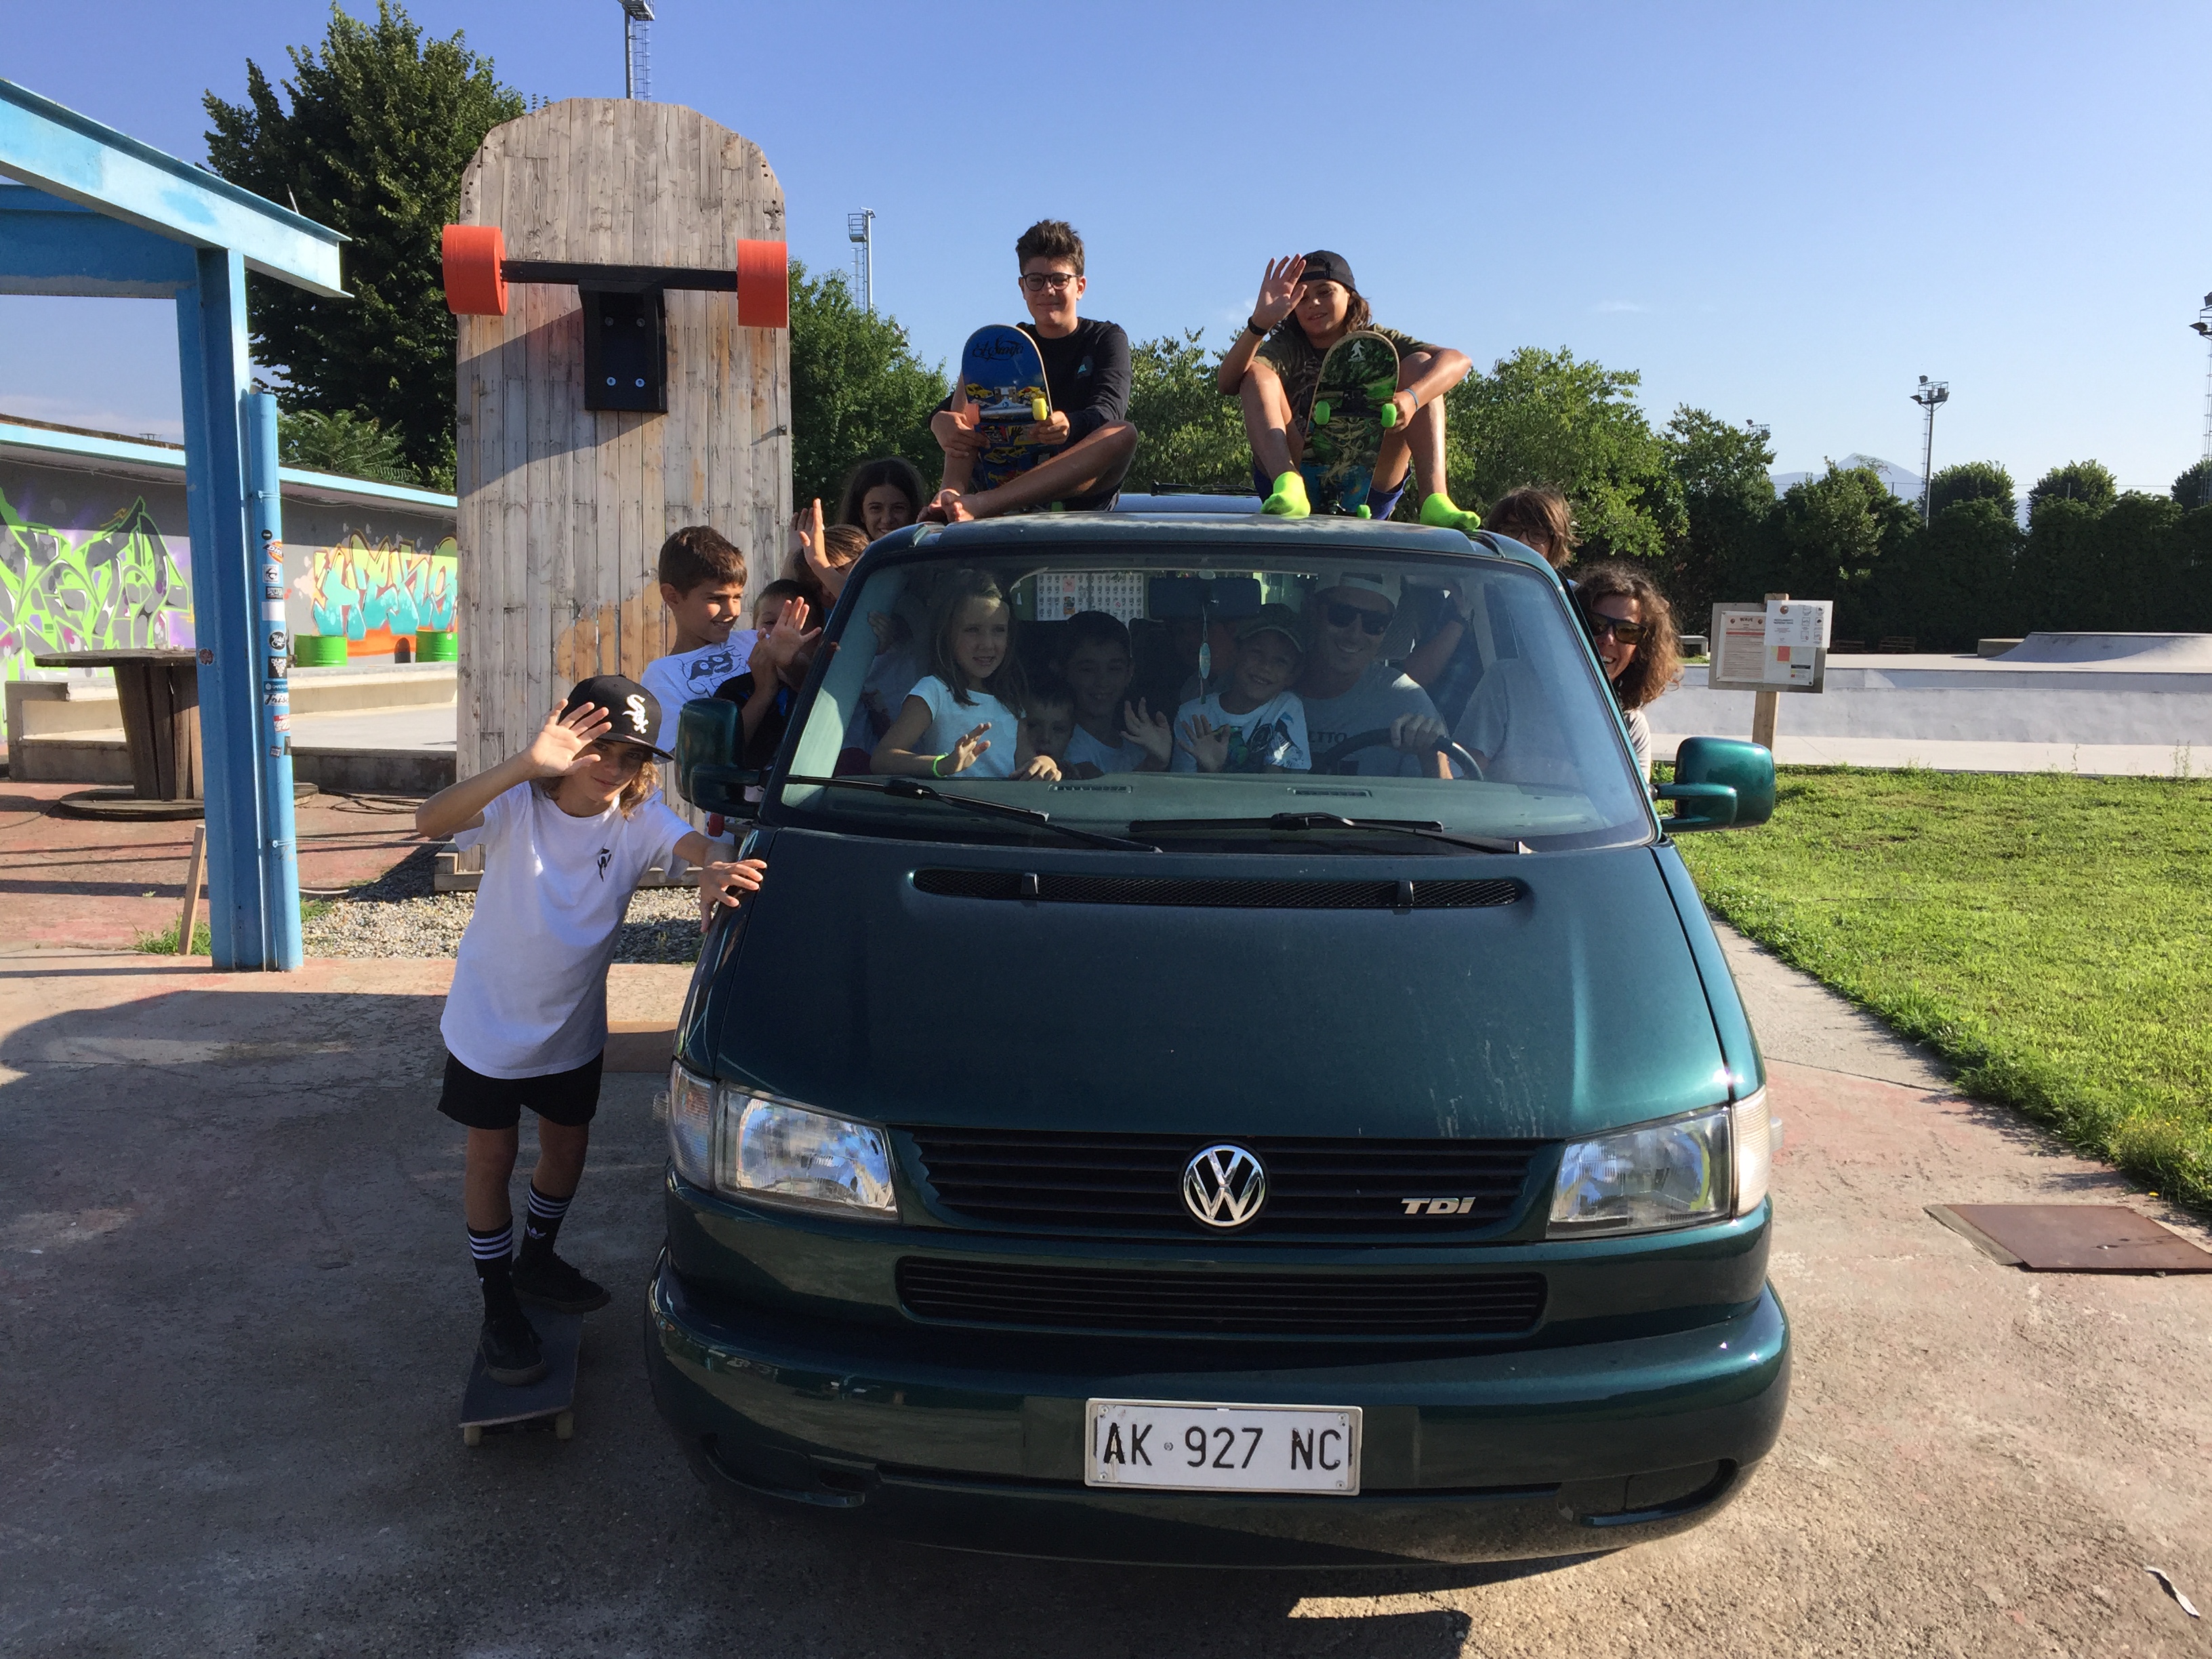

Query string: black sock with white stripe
[517,1185,572,1269]
[470,1221,516,1312]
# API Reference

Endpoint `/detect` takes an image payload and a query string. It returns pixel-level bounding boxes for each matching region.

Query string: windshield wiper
[781,775,1160,853]
[1132,812,1528,855]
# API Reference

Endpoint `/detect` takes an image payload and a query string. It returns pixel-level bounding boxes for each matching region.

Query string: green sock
[1420,493,1483,535]
[1263,470,1311,518]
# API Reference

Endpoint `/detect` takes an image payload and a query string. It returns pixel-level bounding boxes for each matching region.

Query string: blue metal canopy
[1,77,354,970]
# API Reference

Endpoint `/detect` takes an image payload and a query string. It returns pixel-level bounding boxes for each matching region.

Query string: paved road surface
[1,938,2206,1657]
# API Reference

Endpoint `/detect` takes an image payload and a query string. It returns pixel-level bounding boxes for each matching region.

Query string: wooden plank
[113,660,160,798]
[176,824,207,955]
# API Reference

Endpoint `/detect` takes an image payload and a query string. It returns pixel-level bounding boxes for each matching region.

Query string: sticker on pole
[1764,600,1830,689]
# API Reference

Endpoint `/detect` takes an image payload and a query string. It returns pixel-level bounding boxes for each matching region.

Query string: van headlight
[1547,1091,1769,1237]
[665,1066,899,1221]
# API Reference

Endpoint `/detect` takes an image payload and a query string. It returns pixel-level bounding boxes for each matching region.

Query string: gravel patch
[301,845,707,963]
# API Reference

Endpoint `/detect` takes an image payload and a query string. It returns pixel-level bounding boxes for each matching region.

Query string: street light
[2193,291,2212,460]
[1910,375,1949,521]
[846,209,876,312]
[619,0,654,101]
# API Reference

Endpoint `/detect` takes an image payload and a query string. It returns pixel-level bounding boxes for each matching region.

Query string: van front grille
[912,869,1521,910]
[899,1129,1539,1236]
[897,1259,1547,1336]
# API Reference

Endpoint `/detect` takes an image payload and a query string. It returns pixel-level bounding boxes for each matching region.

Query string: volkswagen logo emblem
[1182,1144,1267,1229]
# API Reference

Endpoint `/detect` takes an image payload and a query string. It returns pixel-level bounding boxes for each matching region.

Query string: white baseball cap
[1314,568,1401,607]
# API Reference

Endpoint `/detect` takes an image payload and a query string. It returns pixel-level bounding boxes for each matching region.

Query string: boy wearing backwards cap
[415,675,766,1387]
[1215,251,1483,531]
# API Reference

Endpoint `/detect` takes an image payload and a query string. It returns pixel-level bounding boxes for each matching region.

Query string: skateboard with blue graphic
[955,325,1054,491]
[1300,330,1401,516]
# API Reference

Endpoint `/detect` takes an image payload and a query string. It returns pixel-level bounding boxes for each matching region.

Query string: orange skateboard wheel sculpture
[443,224,509,316]
[735,239,788,329]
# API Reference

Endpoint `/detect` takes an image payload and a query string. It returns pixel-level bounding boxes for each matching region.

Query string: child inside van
[640,525,755,754]
[872,568,1059,780]
[787,497,868,610]
[1021,676,1078,773]
[414,676,764,1388]
[1149,603,1311,773]
[1057,609,1167,777]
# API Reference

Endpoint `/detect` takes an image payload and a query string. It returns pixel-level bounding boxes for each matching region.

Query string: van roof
[901,510,1545,570]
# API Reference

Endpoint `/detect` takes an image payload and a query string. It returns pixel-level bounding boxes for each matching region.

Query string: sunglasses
[1586,615,1648,644]
[1020,272,1076,293]
[1322,600,1391,636]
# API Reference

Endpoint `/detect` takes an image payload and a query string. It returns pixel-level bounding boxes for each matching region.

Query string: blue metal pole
[174,247,270,968]
[245,392,302,969]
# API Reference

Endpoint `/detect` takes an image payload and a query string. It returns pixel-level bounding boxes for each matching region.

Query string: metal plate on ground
[1927,1204,2212,1273]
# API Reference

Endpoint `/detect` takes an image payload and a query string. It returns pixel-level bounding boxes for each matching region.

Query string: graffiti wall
[0,448,457,726]
[1,483,195,686]
[291,533,458,655]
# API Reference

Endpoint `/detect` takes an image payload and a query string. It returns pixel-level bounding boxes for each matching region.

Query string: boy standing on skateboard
[1215,250,1483,529]
[928,220,1139,518]
[415,679,766,1385]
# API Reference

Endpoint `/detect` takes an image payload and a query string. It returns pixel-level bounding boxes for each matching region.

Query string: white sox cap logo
[1181,1144,1267,1229]
[624,693,649,735]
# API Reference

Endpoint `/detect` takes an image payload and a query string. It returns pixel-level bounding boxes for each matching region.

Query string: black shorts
[436,1051,604,1130]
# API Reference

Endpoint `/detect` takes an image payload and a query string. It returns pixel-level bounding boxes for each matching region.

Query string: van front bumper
[644,1252,1790,1567]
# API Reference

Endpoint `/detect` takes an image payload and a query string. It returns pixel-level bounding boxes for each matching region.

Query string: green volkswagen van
[646,510,1785,1567]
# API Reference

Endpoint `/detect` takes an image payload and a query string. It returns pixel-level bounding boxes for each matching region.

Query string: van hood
[702,830,1729,1143]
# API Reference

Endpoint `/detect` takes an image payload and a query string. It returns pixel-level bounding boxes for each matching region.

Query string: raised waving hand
[1250,254,1308,334]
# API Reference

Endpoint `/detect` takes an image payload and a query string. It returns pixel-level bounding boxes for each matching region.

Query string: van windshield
[770,540,1652,853]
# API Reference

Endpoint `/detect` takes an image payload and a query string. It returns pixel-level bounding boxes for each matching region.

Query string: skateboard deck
[1300,330,1401,516]
[460,1306,582,1445]
[957,325,1054,491]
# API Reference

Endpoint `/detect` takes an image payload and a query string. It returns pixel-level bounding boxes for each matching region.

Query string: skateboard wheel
[1312,401,1331,426]
[441,224,508,316]
[463,1424,483,1447]
[735,239,789,329]
[1031,397,1049,425]
[554,1410,575,1441]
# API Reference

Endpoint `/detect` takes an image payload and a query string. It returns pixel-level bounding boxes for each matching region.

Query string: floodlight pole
[621,0,654,100]
[1910,375,1949,521]
[2193,293,2212,460]
[847,209,875,312]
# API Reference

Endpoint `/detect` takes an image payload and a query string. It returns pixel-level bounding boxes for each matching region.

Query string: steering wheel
[1315,729,1486,780]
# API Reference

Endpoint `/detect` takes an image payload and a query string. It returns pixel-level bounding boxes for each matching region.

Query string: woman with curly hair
[1573,560,1681,781]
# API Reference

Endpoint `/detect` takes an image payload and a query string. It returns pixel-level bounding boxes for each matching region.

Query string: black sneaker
[479,1302,548,1386]
[510,1252,611,1313]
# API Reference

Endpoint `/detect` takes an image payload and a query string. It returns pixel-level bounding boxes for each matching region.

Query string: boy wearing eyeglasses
[928,220,1136,520]
[1295,569,1449,775]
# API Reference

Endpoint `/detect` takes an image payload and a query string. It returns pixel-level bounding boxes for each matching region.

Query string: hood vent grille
[914,869,1521,910]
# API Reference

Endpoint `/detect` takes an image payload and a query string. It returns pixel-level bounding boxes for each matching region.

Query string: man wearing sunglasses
[928,219,1136,520]
[1296,569,1450,775]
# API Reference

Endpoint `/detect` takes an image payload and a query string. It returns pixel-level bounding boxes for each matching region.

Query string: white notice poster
[1763,600,1832,689]
[1713,608,1769,688]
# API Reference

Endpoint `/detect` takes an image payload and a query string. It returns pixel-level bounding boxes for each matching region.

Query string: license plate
[1084,1399,1361,1495]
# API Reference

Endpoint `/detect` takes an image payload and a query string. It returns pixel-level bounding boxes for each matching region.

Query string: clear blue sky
[6,1,2210,493]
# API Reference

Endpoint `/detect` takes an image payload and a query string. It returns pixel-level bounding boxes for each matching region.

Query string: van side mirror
[676,698,760,819]
[1656,737,1776,832]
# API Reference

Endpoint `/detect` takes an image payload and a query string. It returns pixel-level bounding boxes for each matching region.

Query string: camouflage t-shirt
[1249,324,1437,434]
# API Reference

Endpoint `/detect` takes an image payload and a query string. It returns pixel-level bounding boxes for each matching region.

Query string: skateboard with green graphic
[1300,331,1401,516]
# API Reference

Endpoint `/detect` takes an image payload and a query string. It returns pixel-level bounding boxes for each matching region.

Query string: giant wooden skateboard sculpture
[1300,330,1402,516]
[459,1307,583,1446]
[951,324,1055,493]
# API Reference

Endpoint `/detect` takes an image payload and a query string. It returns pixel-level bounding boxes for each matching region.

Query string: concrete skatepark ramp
[1994,633,2212,667]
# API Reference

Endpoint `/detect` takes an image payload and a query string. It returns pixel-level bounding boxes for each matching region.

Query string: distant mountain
[1769,453,1924,502]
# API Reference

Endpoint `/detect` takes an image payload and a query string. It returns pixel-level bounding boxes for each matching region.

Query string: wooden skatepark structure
[451,99,790,777]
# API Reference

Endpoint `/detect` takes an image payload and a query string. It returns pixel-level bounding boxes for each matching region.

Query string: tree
[2173,457,2212,513]
[1766,463,1919,640]
[2013,497,2103,630]
[1126,331,1251,495]
[787,263,947,514]
[204,1,526,489]
[1662,408,1775,620]
[1444,348,1679,560]
[2026,460,2116,520]
[277,408,417,485]
[1927,461,2015,520]
[1883,499,2024,649]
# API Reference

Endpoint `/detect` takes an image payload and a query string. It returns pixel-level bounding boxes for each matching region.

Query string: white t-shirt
[1066,722,1142,775]
[1623,705,1653,781]
[642,633,760,750]
[905,674,1021,779]
[1453,657,1580,790]
[441,781,691,1078]
[1168,689,1309,773]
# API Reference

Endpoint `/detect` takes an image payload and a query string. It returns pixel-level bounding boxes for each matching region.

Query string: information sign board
[1708,601,1830,693]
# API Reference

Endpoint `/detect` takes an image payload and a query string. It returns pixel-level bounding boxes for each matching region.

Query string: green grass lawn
[1674,768,2212,1210]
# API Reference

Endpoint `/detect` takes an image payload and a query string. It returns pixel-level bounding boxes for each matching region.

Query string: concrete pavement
[1,936,2207,1656]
